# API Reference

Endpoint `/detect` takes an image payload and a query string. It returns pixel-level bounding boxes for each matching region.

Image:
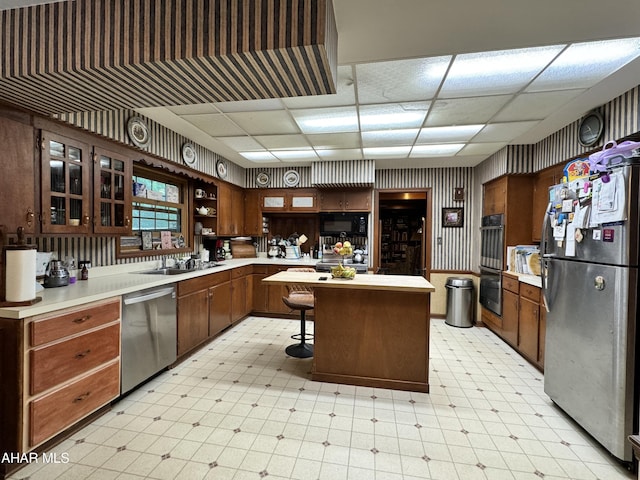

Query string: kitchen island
[262,271,435,392]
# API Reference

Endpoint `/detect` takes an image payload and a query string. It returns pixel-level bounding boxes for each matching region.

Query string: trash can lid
[445,277,473,287]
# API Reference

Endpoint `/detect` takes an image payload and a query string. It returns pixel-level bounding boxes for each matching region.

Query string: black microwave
[319,213,368,237]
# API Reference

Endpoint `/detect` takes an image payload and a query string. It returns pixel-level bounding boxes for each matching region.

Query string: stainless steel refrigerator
[541,161,640,463]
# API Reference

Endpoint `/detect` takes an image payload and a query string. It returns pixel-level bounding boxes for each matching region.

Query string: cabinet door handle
[82,215,90,226]
[125,216,130,226]
[73,392,91,403]
[74,349,91,359]
[72,315,92,324]
[26,208,35,227]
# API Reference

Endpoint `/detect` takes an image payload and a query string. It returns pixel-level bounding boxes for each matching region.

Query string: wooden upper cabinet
[0,115,36,234]
[93,146,132,234]
[40,130,92,234]
[260,188,318,212]
[319,188,371,212]
[482,177,507,216]
[531,163,565,242]
[217,181,244,236]
[244,189,263,236]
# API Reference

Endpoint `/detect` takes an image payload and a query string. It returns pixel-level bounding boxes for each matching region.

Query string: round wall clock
[283,170,300,187]
[216,159,228,179]
[181,142,197,166]
[127,116,151,148]
[578,111,604,147]
[255,172,270,187]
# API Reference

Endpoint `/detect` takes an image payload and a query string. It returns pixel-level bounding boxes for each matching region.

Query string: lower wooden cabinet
[0,297,121,473]
[177,289,210,356]
[486,273,545,370]
[210,281,232,334]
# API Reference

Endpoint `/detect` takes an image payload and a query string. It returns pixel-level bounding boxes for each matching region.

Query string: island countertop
[262,271,435,293]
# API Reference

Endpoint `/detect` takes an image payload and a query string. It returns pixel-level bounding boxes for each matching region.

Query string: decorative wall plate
[182,142,197,166]
[127,116,151,148]
[216,159,228,179]
[283,169,300,187]
[255,171,270,187]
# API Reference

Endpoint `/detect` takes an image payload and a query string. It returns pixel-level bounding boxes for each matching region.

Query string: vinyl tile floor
[9,317,635,480]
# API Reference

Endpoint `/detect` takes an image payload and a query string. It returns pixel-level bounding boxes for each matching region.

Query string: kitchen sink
[137,262,224,275]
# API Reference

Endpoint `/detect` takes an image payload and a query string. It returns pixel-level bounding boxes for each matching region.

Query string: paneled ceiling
[4,0,640,169]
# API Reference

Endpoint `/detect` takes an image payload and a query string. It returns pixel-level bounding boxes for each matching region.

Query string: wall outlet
[437,236,442,246]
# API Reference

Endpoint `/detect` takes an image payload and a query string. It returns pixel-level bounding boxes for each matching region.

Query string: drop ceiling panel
[359,102,429,131]
[316,148,364,160]
[168,103,217,115]
[355,57,451,104]
[253,134,312,149]
[226,111,300,135]
[218,136,265,151]
[457,142,508,156]
[180,113,246,136]
[425,95,513,126]
[306,132,362,149]
[475,121,541,142]
[416,125,484,144]
[361,129,419,147]
[213,98,285,113]
[282,66,356,108]
[493,90,585,122]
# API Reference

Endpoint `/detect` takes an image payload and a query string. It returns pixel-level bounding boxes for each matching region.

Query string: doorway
[375,191,430,277]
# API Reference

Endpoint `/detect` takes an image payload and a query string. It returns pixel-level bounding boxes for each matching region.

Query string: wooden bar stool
[283,267,315,358]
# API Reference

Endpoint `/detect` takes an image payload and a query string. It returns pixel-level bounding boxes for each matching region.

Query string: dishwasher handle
[124,286,175,305]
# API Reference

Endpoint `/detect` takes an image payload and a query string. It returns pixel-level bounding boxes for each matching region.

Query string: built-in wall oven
[479,214,504,316]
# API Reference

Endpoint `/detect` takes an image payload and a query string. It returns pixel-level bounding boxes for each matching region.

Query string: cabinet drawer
[502,274,519,294]
[30,323,120,395]
[30,360,119,447]
[31,298,120,347]
[520,283,541,302]
[231,265,252,279]
[178,270,231,296]
[252,265,268,275]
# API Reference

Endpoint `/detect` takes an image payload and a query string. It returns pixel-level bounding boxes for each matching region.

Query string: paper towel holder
[0,227,42,307]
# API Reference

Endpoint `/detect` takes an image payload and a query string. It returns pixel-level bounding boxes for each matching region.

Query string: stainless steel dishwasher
[121,284,177,394]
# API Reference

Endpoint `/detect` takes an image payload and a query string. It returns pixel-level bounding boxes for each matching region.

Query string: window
[118,165,190,256]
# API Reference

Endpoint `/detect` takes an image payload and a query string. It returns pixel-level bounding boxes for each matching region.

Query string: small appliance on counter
[43,260,70,288]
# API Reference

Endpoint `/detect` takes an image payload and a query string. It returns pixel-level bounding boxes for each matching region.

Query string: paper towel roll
[5,249,36,302]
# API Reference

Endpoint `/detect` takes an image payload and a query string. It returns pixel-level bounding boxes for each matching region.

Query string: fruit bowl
[330,264,356,279]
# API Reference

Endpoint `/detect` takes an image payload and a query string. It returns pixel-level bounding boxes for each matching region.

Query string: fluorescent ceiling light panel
[440,45,564,97]
[272,149,319,161]
[363,146,411,158]
[359,102,429,131]
[240,151,278,162]
[416,125,484,143]
[316,148,363,161]
[410,144,464,157]
[291,106,359,134]
[214,98,284,113]
[361,128,419,147]
[356,56,451,104]
[527,37,640,92]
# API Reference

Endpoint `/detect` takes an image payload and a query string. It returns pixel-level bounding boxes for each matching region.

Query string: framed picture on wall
[442,207,464,227]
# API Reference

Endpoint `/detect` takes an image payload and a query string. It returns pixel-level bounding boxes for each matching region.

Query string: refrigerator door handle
[540,206,551,313]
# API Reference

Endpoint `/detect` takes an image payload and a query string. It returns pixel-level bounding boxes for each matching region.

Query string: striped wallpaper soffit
[311,160,375,187]
[0,0,337,116]
[245,166,313,189]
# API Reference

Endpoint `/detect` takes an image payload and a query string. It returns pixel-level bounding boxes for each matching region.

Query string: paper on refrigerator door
[565,224,576,256]
[590,171,626,226]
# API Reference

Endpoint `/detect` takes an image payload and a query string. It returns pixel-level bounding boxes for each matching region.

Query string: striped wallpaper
[0,0,337,115]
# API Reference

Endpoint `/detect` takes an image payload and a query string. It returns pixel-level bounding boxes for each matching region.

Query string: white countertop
[263,270,435,293]
[505,271,542,288]
[0,257,320,319]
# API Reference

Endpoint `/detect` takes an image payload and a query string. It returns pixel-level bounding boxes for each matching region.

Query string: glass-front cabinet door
[93,147,132,234]
[40,131,91,233]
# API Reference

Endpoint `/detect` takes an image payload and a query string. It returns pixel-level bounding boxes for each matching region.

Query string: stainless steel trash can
[445,277,474,328]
